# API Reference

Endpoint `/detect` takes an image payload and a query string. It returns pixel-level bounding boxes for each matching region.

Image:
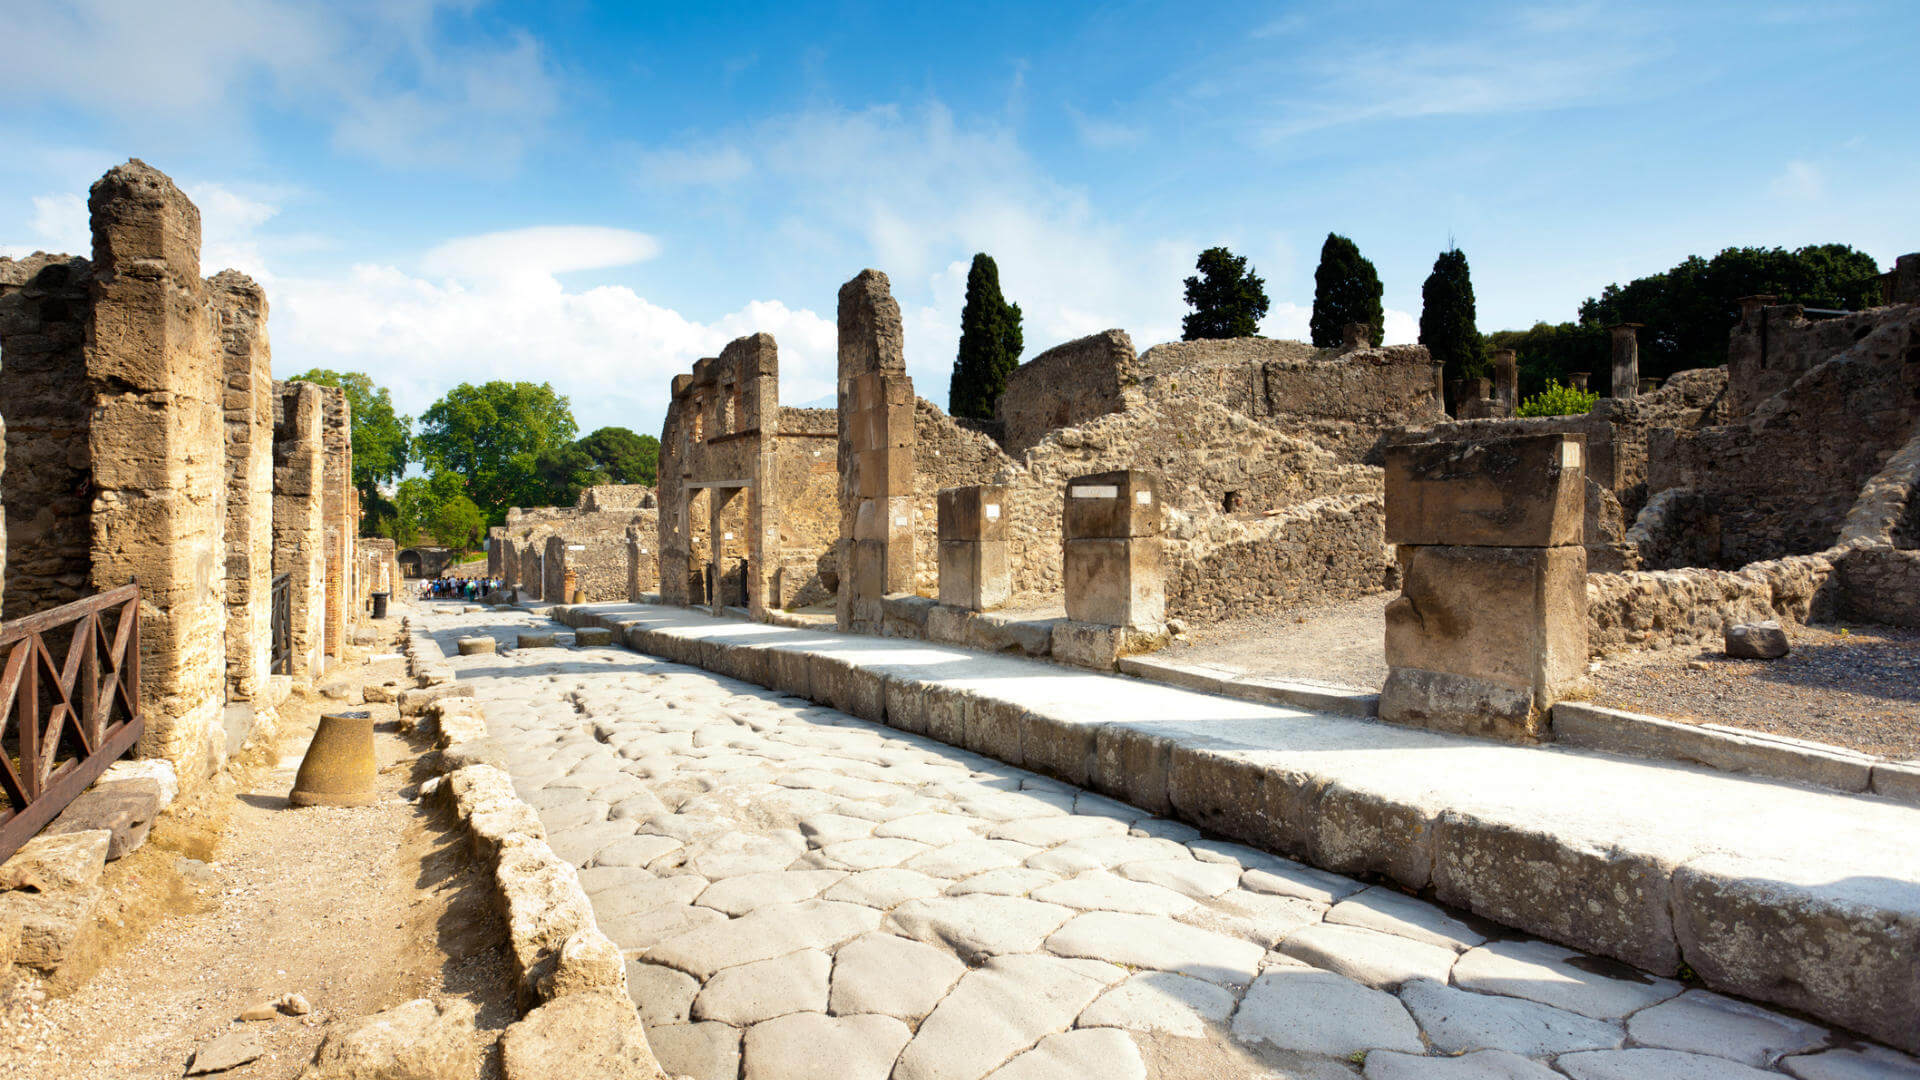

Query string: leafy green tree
[947,253,1025,420]
[1577,244,1883,379]
[426,494,488,551]
[574,426,659,486]
[416,381,578,523]
[288,368,412,534]
[1516,380,1601,418]
[1309,233,1384,348]
[1418,248,1483,389]
[1181,247,1270,340]
[1485,322,1609,401]
[532,442,605,508]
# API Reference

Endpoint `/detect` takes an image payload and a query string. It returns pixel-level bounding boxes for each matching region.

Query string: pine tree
[1309,233,1384,348]
[1181,247,1270,340]
[1418,247,1483,385]
[947,253,1024,420]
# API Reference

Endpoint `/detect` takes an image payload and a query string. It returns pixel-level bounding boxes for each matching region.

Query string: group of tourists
[420,576,502,600]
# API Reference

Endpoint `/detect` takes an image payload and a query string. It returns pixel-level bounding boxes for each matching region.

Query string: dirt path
[0,619,514,1079]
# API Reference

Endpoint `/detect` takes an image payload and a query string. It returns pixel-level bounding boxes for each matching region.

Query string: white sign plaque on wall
[1071,485,1119,499]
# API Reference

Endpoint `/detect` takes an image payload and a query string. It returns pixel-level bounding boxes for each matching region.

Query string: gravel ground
[1164,592,1393,691]
[1590,622,1920,760]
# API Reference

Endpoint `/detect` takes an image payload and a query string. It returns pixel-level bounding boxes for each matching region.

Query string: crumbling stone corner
[836,270,915,634]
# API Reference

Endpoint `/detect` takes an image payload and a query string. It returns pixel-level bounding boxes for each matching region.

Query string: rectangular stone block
[1091,724,1173,815]
[855,448,912,498]
[938,540,1010,611]
[1063,470,1162,540]
[1384,434,1585,548]
[1064,538,1165,628]
[937,485,1009,543]
[961,696,1025,766]
[1020,708,1100,787]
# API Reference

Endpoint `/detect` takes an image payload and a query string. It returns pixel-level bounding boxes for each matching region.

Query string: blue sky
[3,1,1915,437]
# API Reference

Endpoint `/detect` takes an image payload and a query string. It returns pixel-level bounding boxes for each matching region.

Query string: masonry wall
[273,381,327,682]
[0,254,96,620]
[997,330,1137,458]
[212,272,274,705]
[772,407,839,607]
[1728,303,1908,416]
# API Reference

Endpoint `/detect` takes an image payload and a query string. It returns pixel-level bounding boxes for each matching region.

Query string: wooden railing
[0,583,143,864]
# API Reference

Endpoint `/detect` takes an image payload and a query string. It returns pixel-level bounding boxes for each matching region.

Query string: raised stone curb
[1116,655,1380,718]
[548,600,1920,1052]
[399,622,672,1077]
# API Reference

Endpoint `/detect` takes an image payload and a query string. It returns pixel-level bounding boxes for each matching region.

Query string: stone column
[211,272,274,715]
[1342,322,1372,352]
[318,386,352,660]
[836,270,914,634]
[937,485,1009,611]
[1887,253,1919,305]
[1609,324,1642,398]
[728,332,781,620]
[1055,470,1167,669]
[709,489,737,615]
[1569,372,1589,391]
[1380,433,1588,740]
[86,161,229,782]
[1492,349,1518,410]
[274,381,326,685]
[487,527,505,577]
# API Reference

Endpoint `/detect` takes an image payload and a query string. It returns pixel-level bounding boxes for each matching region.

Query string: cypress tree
[947,253,1024,420]
[1309,233,1384,348]
[1181,246,1270,340]
[1418,246,1483,384]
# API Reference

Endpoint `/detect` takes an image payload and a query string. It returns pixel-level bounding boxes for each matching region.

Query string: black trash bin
[370,591,390,619]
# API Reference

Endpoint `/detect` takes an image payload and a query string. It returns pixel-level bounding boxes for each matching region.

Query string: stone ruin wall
[542,507,656,603]
[772,406,838,608]
[320,386,353,661]
[213,272,274,705]
[273,381,327,682]
[996,330,1137,458]
[0,254,95,621]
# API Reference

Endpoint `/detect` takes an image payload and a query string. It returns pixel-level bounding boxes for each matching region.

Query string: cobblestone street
[420,604,1918,1080]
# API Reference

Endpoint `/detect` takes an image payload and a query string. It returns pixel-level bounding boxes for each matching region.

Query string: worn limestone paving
[415,603,1920,1080]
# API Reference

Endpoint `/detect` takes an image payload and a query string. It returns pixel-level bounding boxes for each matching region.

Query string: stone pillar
[1380,433,1588,741]
[211,272,274,714]
[1492,349,1518,410]
[274,382,326,684]
[937,485,1009,611]
[1341,322,1372,352]
[1063,470,1165,628]
[1609,324,1642,399]
[1886,253,1919,305]
[708,489,736,615]
[1569,372,1590,391]
[318,386,352,660]
[86,161,228,782]
[487,527,505,577]
[836,270,914,634]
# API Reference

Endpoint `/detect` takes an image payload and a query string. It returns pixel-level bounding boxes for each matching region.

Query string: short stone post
[1341,322,1372,352]
[1609,324,1642,398]
[1380,433,1588,741]
[1886,253,1919,305]
[1568,372,1589,391]
[1054,470,1168,669]
[937,485,1009,611]
[1492,349,1518,410]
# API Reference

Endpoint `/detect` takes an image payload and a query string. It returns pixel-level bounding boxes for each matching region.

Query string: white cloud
[420,226,661,281]
[1770,159,1825,201]
[1261,301,1310,341]
[1065,106,1146,150]
[637,145,754,188]
[1383,308,1417,346]
[28,193,87,253]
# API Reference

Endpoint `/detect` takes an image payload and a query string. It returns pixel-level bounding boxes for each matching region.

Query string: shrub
[1515,380,1600,417]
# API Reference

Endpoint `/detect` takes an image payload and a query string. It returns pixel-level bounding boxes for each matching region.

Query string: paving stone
[1187,889,1325,949]
[1116,858,1241,899]
[681,830,809,879]
[585,872,705,917]
[548,818,641,867]
[827,932,967,1021]
[875,814,985,845]
[1326,886,1487,952]
[1128,818,1202,843]
[1072,792,1147,822]
[1025,835,1193,875]
[1231,966,1424,1057]
[905,839,1036,879]
[1076,970,1236,1038]
[944,868,1059,896]
[601,903,728,953]
[1363,1049,1563,1079]
[956,789,1075,821]
[696,870,848,916]
[625,960,700,1026]
[822,869,949,909]
[796,813,878,847]
[741,1012,912,1080]
[1628,989,1829,1067]
[816,837,931,871]
[647,900,881,979]
[592,834,684,868]
[985,1028,1145,1080]
[1047,910,1264,986]
[1278,923,1458,991]
[1556,1048,1781,1079]
[1033,862,1203,915]
[1398,977,1623,1055]
[692,948,831,1025]
[886,894,1075,963]
[1450,939,1682,1020]
[646,1021,741,1080]
[1783,1047,1920,1080]
[892,954,1123,1080]
[987,815,1130,847]
[1239,861,1366,905]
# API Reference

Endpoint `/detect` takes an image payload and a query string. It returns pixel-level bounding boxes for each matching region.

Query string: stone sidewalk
[415,602,1920,1079]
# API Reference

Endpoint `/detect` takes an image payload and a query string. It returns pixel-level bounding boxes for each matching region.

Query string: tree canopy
[416,381,578,523]
[1181,247,1269,340]
[1418,248,1483,389]
[947,253,1024,420]
[1577,244,1883,378]
[287,368,411,494]
[1309,233,1384,348]
[575,426,660,486]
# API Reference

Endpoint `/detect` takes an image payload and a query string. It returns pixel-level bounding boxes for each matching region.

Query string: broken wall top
[837,270,904,377]
[1385,433,1587,548]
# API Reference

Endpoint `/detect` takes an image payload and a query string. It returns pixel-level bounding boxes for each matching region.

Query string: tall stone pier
[274,381,328,682]
[1380,433,1588,740]
[213,272,275,712]
[1609,323,1642,399]
[1492,348,1518,410]
[937,484,1009,611]
[836,270,915,634]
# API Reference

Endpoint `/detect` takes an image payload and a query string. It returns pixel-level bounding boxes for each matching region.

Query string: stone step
[549,601,1920,1053]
